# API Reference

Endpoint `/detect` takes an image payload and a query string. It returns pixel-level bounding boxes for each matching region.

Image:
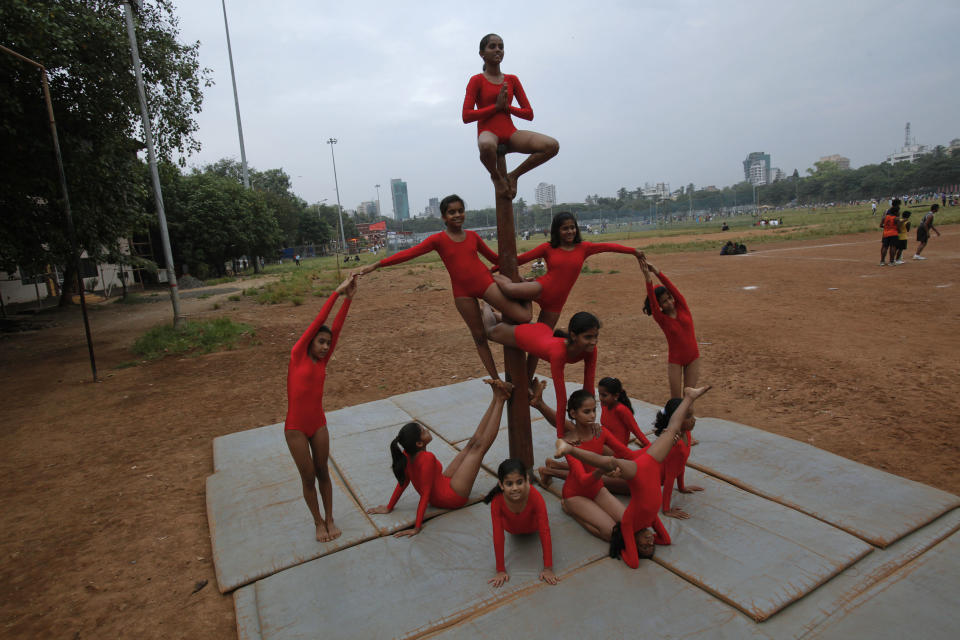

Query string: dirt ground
[1,226,958,638]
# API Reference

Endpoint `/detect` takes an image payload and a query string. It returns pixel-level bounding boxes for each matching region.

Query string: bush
[132,317,255,361]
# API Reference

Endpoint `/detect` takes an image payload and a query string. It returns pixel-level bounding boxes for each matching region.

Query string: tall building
[356,201,378,217]
[743,152,771,185]
[390,178,409,221]
[535,182,556,207]
[426,197,440,218]
[886,122,930,164]
[818,154,850,170]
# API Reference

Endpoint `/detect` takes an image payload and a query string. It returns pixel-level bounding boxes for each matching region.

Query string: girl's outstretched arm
[323,276,358,362]
[291,291,340,357]
[646,386,711,463]
[362,235,438,273]
[554,439,638,480]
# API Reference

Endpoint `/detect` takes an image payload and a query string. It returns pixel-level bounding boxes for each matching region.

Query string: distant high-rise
[818,155,850,170]
[535,182,557,207]
[743,152,771,185]
[426,197,440,218]
[390,178,410,221]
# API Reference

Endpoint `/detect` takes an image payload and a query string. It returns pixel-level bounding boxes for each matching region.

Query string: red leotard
[661,432,691,512]
[619,452,672,569]
[562,430,634,500]
[646,272,699,366]
[378,230,499,298]
[515,242,636,313]
[462,73,534,142]
[490,487,553,572]
[284,292,351,438]
[601,402,651,447]
[386,450,468,530]
[514,322,597,436]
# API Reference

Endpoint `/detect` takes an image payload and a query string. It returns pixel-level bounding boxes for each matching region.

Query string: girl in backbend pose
[284,275,357,542]
[356,194,529,383]
[555,385,712,568]
[463,33,558,199]
[654,397,704,520]
[484,458,558,588]
[482,308,599,437]
[368,379,511,537]
[493,212,640,379]
[639,256,701,399]
[537,389,633,542]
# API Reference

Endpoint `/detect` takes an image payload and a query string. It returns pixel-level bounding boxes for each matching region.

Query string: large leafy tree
[0,0,208,302]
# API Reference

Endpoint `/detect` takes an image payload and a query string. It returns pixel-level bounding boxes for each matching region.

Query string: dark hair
[479,33,500,71]
[891,198,901,207]
[549,212,582,248]
[553,311,600,342]
[390,422,424,484]
[902,210,912,219]
[483,458,527,504]
[642,285,669,316]
[609,523,655,561]
[598,377,633,413]
[440,194,465,216]
[566,389,595,417]
[653,398,683,436]
[931,204,939,212]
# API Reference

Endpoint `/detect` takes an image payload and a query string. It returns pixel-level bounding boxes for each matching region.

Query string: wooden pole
[494,156,533,470]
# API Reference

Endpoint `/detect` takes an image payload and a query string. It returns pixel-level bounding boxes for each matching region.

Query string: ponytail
[598,377,633,413]
[643,285,668,316]
[609,522,625,560]
[653,398,683,436]
[484,458,527,504]
[390,422,423,484]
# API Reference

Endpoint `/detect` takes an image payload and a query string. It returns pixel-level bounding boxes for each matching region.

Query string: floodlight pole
[0,44,97,381]
[221,0,250,189]
[123,1,184,327]
[327,138,348,252]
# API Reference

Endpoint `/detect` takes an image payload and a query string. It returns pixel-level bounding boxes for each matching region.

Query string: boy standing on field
[913,204,940,260]
[894,210,911,264]
[879,201,900,266]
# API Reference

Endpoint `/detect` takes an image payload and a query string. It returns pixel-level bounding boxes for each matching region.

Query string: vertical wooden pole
[494,157,533,470]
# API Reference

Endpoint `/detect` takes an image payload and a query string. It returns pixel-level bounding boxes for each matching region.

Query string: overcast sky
[172,0,959,215]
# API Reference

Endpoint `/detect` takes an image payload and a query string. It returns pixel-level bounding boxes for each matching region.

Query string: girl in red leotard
[653,397,704,520]
[482,309,599,437]
[639,256,701,399]
[598,377,650,447]
[484,458,558,588]
[494,212,640,380]
[368,379,511,536]
[463,33,558,199]
[357,195,530,382]
[284,275,357,542]
[555,385,712,568]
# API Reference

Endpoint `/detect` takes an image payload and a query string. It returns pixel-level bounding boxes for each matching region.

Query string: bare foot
[315,521,329,542]
[544,457,563,470]
[536,466,553,487]
[690,437,700,446]
[493,273,512,287]
[486,378,514,399]
[491,173,510,198]
[506,173,518,200]
[325,519,342,541]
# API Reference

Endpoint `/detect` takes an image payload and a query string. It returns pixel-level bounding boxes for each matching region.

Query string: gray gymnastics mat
[250,498,606,640]
[331,422,494,535]
[213,422,286,473]
[206,458,377,593]
[688,418,960,547]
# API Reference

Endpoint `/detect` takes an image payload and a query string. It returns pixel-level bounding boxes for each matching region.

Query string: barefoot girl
[639,257,700,399]
[357,195,530,381]
[493,212,640,379]
[484,458,557,588]
[555,386,712,568]
[598,377,650,447]
[463,33,558,198]
[284,275,357,542]
[482,308,599,437]
[368,380,511,537]
[654,398,704,520]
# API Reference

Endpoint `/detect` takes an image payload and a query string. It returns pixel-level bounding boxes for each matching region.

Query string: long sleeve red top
[385,450,444,531]
[601,402,651,447]
[620,452,672,569]
[515,241,636,313]
[284,292,351,435]
[514,322,597,436]
[378,230,498,298]
[490,487,552,572]
[661,432,691,512]
[646,271,699,366]
[462,73,533,141]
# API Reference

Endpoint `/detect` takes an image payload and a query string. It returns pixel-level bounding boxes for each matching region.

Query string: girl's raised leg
[481,302,520,348]
[525,309,560,381]
[492,273,542,301]
[481,282,532,324]
[455,297,500,380]
[447,381,511,498]
[555,440,639,481]
[284,430,327,541]
[478,131,509,197]
[309,427,340,540]
[444,381,502,478]
[505,130,559,195]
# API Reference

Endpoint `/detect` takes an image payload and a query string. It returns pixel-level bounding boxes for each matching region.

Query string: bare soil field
[1,227,958,638]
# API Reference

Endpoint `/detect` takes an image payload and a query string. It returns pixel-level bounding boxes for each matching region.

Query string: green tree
[0,0,208,303]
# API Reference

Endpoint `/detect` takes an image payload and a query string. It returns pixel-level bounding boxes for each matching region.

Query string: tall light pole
[374,184,382,218]
[326,138,347,252]
[123,1,183,327]
[221,0,249,188]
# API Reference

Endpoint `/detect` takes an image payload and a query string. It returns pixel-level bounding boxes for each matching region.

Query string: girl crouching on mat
[485,459,557,588]
[368,379,511,537]
[655,398,704,520]
[284,275,357,542]
[555,386,712,568]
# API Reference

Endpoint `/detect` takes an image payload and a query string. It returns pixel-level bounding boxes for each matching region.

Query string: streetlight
[374,184,381,218]
[326,138,347,253]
